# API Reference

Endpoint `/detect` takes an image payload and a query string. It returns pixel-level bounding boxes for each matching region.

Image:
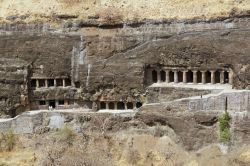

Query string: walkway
[150,82,233,90]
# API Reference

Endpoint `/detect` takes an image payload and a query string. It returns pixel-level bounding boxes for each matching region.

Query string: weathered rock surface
[0,1,250,160]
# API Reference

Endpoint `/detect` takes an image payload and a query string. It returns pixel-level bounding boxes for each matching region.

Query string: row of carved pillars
[150,69,233,84]
[31,78,71,89]
[99,101,143,110]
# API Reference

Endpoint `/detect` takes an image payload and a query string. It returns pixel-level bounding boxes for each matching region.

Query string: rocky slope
[0,111,250,166]
[0,1,250,165]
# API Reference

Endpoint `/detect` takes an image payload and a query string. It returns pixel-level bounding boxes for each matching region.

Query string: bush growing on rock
[219,98,231,143]
[0,130,17,151]
[56,126,75,145]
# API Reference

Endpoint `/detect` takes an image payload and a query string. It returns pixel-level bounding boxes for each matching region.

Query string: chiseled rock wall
[0,90,249,150]
[0,17,250,115]
[144,90,250,112]
[146,87,211,103]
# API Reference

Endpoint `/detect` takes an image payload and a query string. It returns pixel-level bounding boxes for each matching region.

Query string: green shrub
[153,125,165,137]
[0,130,17,151]
[219,98,231,143]
[57,126,75,145]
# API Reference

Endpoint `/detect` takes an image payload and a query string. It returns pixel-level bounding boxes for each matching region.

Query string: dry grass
[2,131,250,166]
[0,131,17,152]
[0,150,37,166]
[0,0,249,23]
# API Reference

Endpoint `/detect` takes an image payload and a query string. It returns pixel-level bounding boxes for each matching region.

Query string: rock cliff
[0,1,250,165]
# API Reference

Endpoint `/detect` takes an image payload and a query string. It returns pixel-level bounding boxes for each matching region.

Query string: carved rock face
[0,18,249,116]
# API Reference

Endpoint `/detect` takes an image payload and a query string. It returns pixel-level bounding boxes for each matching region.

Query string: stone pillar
[211,70,215,84]
[125,103,128,110]
[183,71,187,83]
[165,70,170,83]
[174,70,178,83]
[65,100,69,106]
[54,79,57,87]
[45,79,48,88]
[114,102,118,110]
[36,79,39,88]
[157,70,161,83]
[63,79,66,87]
[229,71,233,85]
[55,100,59,109]
[202,71,206,84]
[133,102,136,109]
[46,101,49,108]
[92,102,98,112]
[106,102,109,109]
[220,71,225,84]
[148,69,153,84]
[193,71,197,84]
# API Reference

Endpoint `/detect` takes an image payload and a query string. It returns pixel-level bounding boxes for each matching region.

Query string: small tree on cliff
[219,97,231,143]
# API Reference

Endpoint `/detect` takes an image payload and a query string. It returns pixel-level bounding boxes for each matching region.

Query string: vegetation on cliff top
[0,0,250,23]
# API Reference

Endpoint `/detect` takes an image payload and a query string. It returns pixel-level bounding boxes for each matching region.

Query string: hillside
[0,0,250,23]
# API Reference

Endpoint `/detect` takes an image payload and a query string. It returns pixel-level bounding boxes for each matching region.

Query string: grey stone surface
[49,113,65,129]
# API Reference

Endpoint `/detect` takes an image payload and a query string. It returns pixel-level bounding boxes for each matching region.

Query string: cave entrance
[31,79,36,88]
[160,70,166,82]
[169,71,174,82]
[224,71,229,84]
[75,82,81,88]
[48,79,54,87]
[127,102,134,109]
[197,71,202,83]
[38,79,45,87]
[49,100,56,109]
[152,70,157,83]
[39,101,46,106]
[56,79,63,87]
[100,102,106,109]
[215,70,221,83]
[206,71,211,83]
[117,102,125,110]
[136,102,143,108]
[65,79,71,87]
[10,109,16,118]
[108,102,115,110]
[187,70,193,83]
[178,71,183,82]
